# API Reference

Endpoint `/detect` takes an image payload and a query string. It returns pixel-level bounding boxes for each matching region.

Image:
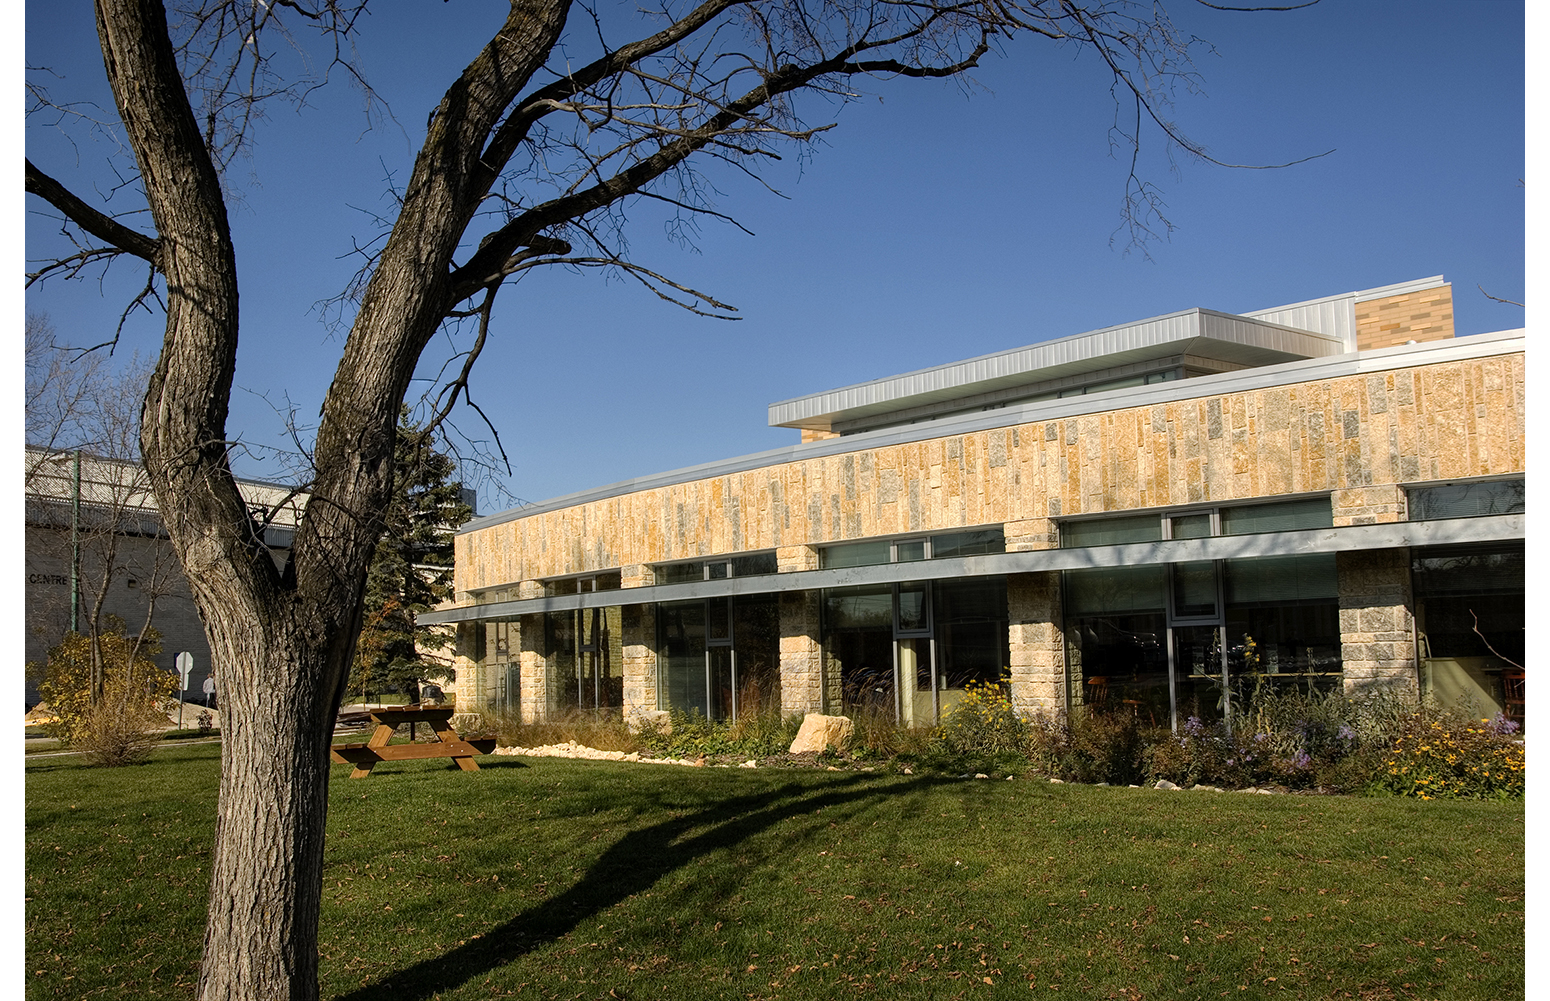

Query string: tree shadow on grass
[333,771,948,1001]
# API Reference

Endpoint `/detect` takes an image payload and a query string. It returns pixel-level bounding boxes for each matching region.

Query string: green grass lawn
[26,744,1523,1000]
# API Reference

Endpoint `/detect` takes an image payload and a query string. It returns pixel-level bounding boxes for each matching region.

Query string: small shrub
[938,679,1030,758]
[1030,709,1153,785]
[196,710,214,737]
[72,697,166,767]
[638,707,802,760]
[32,619,176,766]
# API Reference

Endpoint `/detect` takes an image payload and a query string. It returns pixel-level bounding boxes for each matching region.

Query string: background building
[23,449,304,708]
[426,276,1525,730]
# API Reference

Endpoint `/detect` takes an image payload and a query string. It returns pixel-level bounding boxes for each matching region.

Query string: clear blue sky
[23,1,1526,516]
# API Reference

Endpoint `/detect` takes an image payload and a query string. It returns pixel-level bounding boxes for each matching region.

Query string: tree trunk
[195,603,354,1001]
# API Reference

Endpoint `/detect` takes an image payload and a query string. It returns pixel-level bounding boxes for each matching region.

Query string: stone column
[776,545,825,716]
[1002,517,1065,715]
[1007,573,1065,715]
[620,564,657,716]
[1337,549,1418,696]
[515,580,548,723]
[451,622,482,712]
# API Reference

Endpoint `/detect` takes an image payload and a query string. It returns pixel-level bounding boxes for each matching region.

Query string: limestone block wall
[1355,286,1454,351]
[1337,549,1418,696]
[455,350,1523,593]
[776,545,825,714]
[1332,485,1407,527]
[621,602,658,714]
[1007,572,1065,713]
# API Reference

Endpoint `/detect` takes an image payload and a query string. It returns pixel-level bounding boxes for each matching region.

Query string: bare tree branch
[1478,283,1524,308]
[25,158,160,262]
[1471,610,1524,671]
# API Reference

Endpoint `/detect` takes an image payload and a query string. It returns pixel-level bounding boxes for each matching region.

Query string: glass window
[1223,554,1337,604]
[1065,611,1168,721]
[1413,543,1524,727]
[1172,624,1227,723]
[895,539,927,563]
[543,571,622,596]
[934,577,1009,694]
[1225,604,1341,686]
[1171,561,1219,619]
[1063,565,1167,616]
[731,552,778,577]
[656,562,705,585]
[731,594,781,715]
[824,585,895,716]
[548,606,622,711]
[1408,479,1525,520]
[823,585,894,628]
[658,600,708,717]
[820,539,893,569]
[1219,498,1332,535]
[931,528,1006,558]
[1061,514,1163,548]
[706,561,730,580]
[896,582,929,633]
[1169,513,1212,540]
[1412,543,1525,596]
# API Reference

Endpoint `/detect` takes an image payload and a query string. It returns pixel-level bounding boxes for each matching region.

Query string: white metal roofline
[1246,275,1448,316]
[455,330,1523,537]
[765,309,1344,428]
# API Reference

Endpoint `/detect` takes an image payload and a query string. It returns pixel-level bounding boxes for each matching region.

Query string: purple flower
[1292,752,1312,770]
[1337,725,1356,741]
[1485,714,1521,736]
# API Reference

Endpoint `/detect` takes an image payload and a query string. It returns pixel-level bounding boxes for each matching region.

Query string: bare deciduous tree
[26,322,181,704]
[26,1,1316,997]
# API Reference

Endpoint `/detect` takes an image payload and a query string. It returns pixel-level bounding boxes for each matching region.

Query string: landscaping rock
[788,713,853,754]
[1155,779,1181,791]
[975,773,989,780]
[1048,778,1064,784]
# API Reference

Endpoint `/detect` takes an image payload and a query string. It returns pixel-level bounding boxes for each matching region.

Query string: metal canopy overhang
[423,514,1523,625]
[765,309,1345,431]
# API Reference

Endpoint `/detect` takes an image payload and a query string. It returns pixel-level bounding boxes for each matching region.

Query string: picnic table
[330,705,496,779]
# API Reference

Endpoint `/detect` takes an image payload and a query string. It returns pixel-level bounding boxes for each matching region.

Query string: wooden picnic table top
[329,704,492,778]
[356,704,460,724]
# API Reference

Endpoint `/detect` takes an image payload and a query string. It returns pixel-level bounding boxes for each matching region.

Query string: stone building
[427,276,1525,730]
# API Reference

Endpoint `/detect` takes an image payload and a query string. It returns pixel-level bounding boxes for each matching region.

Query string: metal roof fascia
[1244,276,1447,316]
[768,309,1342,428]
[427,513,1523,624]
[458,329,1523,536]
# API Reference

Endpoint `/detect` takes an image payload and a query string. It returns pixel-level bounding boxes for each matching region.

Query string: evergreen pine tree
[349,411,473,703]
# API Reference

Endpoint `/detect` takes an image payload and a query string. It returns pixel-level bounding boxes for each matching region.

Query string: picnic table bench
[330,705,496,779]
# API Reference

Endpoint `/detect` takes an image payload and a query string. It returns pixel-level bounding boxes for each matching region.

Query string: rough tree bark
[28,0,1297,997]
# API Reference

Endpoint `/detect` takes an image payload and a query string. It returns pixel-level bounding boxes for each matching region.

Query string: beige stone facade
[439,318,1523,730]
[456,351,1523,593]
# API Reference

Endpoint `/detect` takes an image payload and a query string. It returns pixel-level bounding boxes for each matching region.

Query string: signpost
[175,652,194,729]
